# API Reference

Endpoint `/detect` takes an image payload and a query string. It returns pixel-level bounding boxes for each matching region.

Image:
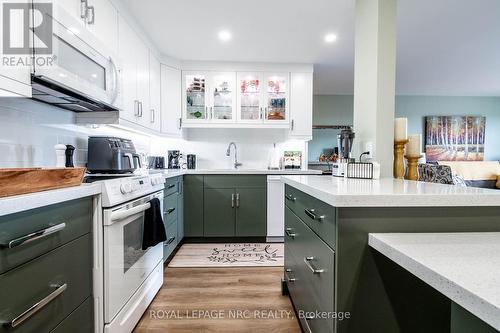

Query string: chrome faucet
[226,142,242,169]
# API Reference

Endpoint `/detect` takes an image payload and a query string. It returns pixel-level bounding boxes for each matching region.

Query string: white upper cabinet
[236,72,290,125]
[118,15,140,123]
[289,72,313,139]
[183,71,208,122]
[161,65,182,136]
[237,72,264,123]
[85,0,119,55]
[208,72,236,123]
[54,0,118,55]
[148,53,162,132]
[263,73,289,123]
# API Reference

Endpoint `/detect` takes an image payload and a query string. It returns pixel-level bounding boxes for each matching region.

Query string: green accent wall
[310,95,500,161]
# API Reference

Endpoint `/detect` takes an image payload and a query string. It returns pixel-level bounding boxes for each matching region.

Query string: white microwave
[31,6,119,112]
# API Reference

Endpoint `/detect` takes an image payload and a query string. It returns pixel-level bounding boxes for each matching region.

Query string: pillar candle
[407,134,421,156]
[394,118,408,141]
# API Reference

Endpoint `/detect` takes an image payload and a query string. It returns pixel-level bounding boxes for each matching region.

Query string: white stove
[90,172,166,333]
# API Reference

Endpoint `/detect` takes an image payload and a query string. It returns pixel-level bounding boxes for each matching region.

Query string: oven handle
[110,203,151,222]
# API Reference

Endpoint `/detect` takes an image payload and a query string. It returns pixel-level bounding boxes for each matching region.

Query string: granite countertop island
[369,232,500,331]
[281,175,500,207]
[281,175,500,333]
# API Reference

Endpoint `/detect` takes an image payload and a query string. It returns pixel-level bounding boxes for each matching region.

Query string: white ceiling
[121,0,500,96]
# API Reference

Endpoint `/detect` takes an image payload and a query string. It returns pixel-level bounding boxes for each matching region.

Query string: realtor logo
[2,2,52,54]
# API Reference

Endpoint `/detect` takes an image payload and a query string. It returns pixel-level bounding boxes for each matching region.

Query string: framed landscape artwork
[425,116,486,161]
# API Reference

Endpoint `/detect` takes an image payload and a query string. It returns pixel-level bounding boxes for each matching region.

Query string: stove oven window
[123,215,146,273]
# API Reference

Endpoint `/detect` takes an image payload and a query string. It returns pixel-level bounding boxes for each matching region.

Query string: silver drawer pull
[285,228,296,238]
[1,223,66,249]
[166,184,176,189]
[285,268,292,273]
[304,208,324,221]
[5,283,67,328]
[285,194,296,202]
[304,257,325,274]
[166,237,176,245]
[287,277,296,283]
[166,207,176,214]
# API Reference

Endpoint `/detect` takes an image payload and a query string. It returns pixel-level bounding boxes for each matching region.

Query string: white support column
[353,0,397,177]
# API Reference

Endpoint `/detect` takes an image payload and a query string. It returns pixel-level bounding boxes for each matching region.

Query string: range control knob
[120,183,132,194]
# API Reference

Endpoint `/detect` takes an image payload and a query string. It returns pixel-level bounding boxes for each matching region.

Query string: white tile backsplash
[0,97,307,169]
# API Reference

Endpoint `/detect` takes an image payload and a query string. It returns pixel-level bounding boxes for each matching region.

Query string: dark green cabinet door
[178,178,184,242]
[204,188,236,237]
[235,188,266,237]
[184,175,204,237]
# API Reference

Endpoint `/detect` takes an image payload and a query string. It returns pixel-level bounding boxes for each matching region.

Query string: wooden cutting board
[0,167,86,198]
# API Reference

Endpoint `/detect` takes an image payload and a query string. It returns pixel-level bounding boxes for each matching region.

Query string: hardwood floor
[133,267,301,333]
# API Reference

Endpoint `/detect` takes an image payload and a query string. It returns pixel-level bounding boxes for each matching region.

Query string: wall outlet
[365,142,373,159]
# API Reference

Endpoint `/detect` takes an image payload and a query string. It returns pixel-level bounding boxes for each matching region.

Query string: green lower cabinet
[184,175,204,237]
[204,188,236,236]
[0,235,92,333]
[177,177,184,242]
[50,298,93,333]
[450,302,498,333]
[235,188,266,236]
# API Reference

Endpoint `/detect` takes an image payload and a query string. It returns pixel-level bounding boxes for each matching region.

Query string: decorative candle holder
[393,140,408,179]
[405,155,422,181]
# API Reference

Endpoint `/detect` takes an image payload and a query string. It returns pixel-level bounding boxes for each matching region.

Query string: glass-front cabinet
[183,72,207,121]
[237,72,289,123]
[237,72,263,122]
[209,72,236,122]
[183,71,236,123]
[183,71,289,125]
[264,73,289,122]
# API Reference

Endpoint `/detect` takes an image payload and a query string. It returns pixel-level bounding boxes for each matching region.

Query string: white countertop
[153,169,322,178]
[0,183,102,217]
[281,175,500,207]
[369,232,500,330]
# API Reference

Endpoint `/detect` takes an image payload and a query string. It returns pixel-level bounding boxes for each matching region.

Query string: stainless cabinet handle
[178,118,182,130]
[210,106,213,119]
[166,236,175,245]
[205,106,208,119]
[291,119,295,131]
[236,193,240,208]
[86,5,95,25]
[4,283,67,328]
[304,208,324,221]
[260,107,263,119]
[166,207,175,214]
[231,193,235,208]
[134,100,139,116]
[80,0,88,19]
[285,194,296,202]
[166,184,176,189]
[304,257,324,274]
[150,109,155,123]
[1,223,66,249]
[265,107,268,119]
[285,228,296,238]
[285,268,292,273]
[139,102,143,117]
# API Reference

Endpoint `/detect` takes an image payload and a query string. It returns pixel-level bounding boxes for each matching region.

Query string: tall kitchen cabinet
[182,72,236,124]
[118,16,161,131]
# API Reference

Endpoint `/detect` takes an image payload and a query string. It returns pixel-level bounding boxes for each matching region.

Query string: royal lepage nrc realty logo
[2,1,54,67]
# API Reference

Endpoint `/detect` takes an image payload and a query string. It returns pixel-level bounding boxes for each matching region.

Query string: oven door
[103,190,164,323]
[32,10,119,106]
